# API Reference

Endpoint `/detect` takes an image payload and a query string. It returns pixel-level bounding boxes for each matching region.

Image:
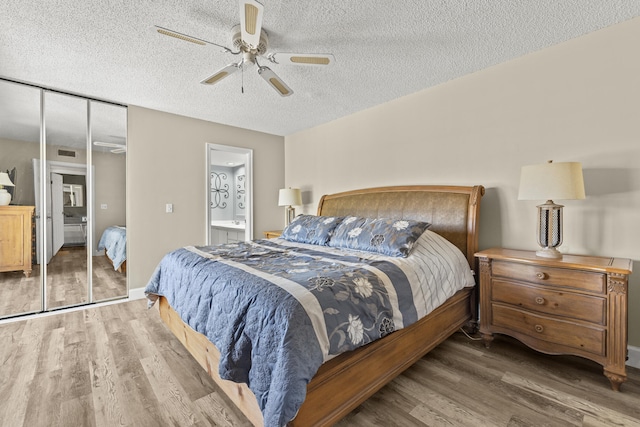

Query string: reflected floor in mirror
[0,246,127,318]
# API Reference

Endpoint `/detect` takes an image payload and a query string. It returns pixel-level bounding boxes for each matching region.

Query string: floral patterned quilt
[145,231,474,427]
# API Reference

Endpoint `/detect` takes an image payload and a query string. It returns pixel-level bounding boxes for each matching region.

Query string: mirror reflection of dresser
[0,205,35,277]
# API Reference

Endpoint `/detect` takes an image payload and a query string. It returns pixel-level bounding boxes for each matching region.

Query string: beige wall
[285,17,640,345]
[92,150,126,247]
[127,106,284,290]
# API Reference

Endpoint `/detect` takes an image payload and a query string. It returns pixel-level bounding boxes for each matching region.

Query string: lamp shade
[518,161,585,201]
[0,172,15,187]
[278,188,302,206]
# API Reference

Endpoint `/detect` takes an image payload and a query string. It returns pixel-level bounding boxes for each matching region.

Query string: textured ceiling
[1,1,639,137]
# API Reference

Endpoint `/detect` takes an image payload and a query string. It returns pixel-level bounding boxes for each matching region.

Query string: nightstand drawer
[492,261,605,294]
[492,304,605,356]
[492,279,606,324]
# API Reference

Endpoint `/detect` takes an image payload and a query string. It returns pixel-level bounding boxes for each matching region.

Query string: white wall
[127,106,285,291]
[285,18,640,345]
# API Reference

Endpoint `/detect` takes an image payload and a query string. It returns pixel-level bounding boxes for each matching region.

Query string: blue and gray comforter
[145,231,474,426]
[98,226,126,270]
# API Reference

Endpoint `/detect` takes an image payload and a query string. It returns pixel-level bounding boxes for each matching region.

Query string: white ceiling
[1,1,639,137]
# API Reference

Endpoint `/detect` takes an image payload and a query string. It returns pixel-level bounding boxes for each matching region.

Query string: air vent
[58,149,76,157]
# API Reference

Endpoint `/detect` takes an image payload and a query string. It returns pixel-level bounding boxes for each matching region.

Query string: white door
[51,173,64,256]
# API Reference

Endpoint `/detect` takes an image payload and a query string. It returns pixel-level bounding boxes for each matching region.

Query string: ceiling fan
[93,141,126,154]
[155,0,335,97]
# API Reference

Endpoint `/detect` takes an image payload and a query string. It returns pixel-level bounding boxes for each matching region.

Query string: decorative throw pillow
[280,215,343,245]
[328,216,431,257]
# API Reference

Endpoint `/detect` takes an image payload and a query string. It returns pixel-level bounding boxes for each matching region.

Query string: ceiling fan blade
[200,64,240,85]
[258,67,293,97]
[239,0,264,49]
[154,25,232,52]
[271,53,335,66]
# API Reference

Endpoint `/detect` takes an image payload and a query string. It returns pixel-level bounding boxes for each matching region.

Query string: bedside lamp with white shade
[0,172,15,206]
[278,188,302,226]
[518,160,585,259]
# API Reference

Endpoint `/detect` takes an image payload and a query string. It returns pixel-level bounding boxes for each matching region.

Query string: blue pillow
[280,215,343,245]
[328,216,430,257]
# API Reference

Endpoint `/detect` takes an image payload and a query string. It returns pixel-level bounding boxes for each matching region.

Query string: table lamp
[278,188,302,226]
[518,160,585,259]
[0,172,15,206]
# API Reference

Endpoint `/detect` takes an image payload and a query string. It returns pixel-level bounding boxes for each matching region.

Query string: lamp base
[536,247,563,259]
[0,189,11,206]
[285,206,296,226]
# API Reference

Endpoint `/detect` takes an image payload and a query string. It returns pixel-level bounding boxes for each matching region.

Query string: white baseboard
[128,287,147,300]
[628,345,640,369]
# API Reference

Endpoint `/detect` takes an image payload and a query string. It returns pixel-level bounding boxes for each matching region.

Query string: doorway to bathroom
[206,144,253,245]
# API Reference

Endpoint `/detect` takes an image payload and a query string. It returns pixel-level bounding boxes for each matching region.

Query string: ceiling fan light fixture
[258,66,292,97]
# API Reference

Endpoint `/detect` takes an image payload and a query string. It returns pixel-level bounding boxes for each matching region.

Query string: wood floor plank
[415,342,584,426]
[140,353,203,426]
[87,320,132,427]
[22,369,64,426]
[60,394,96,427]
[2,319,47,427]
[193,391,253,427]
[502,371,640,426]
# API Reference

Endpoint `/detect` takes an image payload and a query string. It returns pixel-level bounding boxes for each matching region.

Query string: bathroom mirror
[63,183,84,207]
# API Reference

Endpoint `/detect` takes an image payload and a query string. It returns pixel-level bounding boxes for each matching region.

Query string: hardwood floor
[0,246,127,318]
[0,298,638,427]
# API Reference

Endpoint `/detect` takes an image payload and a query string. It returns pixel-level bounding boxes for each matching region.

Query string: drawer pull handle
[536,272,548,280]
[535,297,545,305]
[534,325,544,333]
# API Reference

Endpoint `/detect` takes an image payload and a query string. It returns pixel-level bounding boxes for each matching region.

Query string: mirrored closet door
[0,80,43,317]
[0,78,127,319]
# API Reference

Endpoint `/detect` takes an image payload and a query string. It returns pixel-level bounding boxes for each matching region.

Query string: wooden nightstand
[475,248,633,391]
[263,230,282,239]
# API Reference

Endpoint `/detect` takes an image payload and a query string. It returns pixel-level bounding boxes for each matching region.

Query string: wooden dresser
[475,248,633,391]
[0,205,35,277]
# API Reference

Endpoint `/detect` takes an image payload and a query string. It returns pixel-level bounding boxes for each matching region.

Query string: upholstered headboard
[317,185,485,268]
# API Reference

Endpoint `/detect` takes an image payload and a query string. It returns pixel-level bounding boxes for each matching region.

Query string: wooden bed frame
[156,184,485,426]
[104,249,126,273]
